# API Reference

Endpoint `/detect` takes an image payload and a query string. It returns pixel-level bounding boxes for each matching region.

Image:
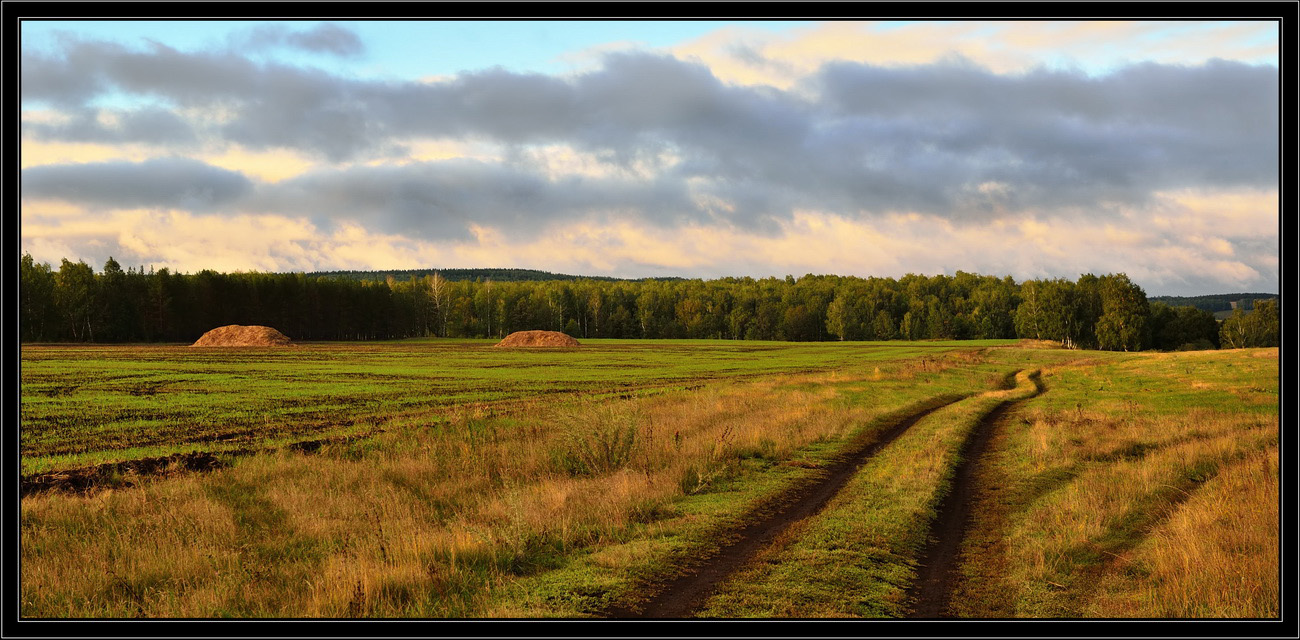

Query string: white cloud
[18,22,1278,297]
[19,189,1278,295]
[670,21,1278,89]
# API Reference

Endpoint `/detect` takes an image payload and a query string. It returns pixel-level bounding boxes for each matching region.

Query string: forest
[18,254,1279,351]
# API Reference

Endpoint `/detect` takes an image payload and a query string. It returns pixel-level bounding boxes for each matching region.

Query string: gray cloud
[236,23,365,57]
[23,107,198,146]
[286,23,365,57]
[21,158,254,211]
[20,153,705,241]
[247,159,701,240]
[20,38,1279,228]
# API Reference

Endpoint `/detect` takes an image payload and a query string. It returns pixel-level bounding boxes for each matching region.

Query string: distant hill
[303,267,684,283]
[1149,293,1279,319]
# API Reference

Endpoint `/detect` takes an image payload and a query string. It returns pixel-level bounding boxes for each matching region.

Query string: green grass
[19,342,1274,619]
[691,370,1042,618]
[20,340,1041,618]
[20,339,1011,475]
[484,394,974,618]
[947,348,1279,618]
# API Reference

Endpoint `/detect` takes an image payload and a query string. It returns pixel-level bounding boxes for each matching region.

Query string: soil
[20,452,236,497]
[191,325,295,347]
[603,396,966,619]
[20,431,383,497]
[495,330,580,347]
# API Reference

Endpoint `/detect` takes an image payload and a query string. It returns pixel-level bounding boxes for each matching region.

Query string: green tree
[1150,302,1220,350]
[20,254,57,341]
[1095,273,1149,352]
[872,310,896,340]
[1221,298,1279,348]
[54,259,97,341]
[1073,274,1104,349]
[1253,299,1280,347]
[825,293,854,340]
[1014,279,1046,340]
[97,257,138,342]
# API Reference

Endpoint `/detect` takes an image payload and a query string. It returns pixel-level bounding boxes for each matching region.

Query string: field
[17,340,1279,619]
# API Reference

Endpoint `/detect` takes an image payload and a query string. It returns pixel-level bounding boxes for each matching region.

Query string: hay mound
[495,330,580,348]
[191,325,295,347]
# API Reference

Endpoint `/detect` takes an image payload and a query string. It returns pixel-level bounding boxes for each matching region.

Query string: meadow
[20,339,980,475]
[17,340,1278,619]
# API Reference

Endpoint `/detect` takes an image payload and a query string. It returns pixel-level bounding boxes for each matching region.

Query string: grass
[19,339,1001,475]
[945,348,1279,619]
[20,341,1039,618]
[691,370,1042,618]
[17,342,1277,619]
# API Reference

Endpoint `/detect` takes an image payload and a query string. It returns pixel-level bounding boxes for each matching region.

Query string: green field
[17,340,1278,619]
[19,339,1008,475]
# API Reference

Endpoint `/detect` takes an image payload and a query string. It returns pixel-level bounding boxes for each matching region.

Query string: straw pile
[495,330,580,347]
[191,325,295,347]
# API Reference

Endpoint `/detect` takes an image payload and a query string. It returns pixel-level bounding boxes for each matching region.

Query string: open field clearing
[17,342,1277,619]
[20,339,1003,477]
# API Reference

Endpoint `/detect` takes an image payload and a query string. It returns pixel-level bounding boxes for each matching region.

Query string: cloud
[234,22,365,58]
[20,37,1278,226]
[23,106,199,146]
[671,21,1279,88]
[21,157,254,211]
[284,23,365,57]
[17,24,1280,295]
[245,158,701,240]
[20,192,1278,296]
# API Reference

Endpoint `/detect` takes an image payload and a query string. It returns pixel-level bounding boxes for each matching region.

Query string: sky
[19,20,1281,296]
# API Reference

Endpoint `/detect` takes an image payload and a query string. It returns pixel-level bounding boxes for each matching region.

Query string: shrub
[550,402,640,476]
[1176,339,1216,352]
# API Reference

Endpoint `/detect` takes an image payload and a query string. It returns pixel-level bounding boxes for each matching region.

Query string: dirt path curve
[604,395,968,619]
[906,371,1042,618]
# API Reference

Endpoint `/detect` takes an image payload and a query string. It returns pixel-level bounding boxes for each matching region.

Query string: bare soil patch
[21,431,383,497]
[191,325,295,347]
[495,330,580,347]
[20,452,235,497]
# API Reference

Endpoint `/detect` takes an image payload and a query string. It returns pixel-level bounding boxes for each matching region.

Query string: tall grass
[693,370,1042,618]
[21,348,1022,617]
[1083,446,1279,618]
[23,339,976,475]
[947,348,1279,618]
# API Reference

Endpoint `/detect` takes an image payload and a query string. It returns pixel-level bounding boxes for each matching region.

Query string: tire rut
[604,394,967,619]
[906,372,1042,618]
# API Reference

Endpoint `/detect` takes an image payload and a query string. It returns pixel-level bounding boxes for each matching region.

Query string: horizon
[20,19,1281,298]
[23,254,1279,299]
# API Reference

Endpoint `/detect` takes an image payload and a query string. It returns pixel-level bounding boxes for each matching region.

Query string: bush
[678,462,730,495]
[550,402,640,476]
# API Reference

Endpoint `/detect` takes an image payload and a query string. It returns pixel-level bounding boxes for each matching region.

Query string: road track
[906,371,1042,618]
[604,394,970,619]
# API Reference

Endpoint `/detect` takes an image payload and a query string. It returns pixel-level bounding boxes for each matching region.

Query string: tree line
[18,254,1279,350]
[1148,293,1278,314]
[306,267,642,284]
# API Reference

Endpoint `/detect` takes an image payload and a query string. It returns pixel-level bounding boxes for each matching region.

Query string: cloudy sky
[19,20,1279,295]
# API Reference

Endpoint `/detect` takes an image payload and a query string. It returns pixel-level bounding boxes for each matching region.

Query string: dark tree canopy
[17,255,1254,352]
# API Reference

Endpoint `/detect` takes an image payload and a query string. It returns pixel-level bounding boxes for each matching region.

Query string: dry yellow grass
[950,350,1278,618]
[20,361,936,618]
[1083,447,1280,618]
